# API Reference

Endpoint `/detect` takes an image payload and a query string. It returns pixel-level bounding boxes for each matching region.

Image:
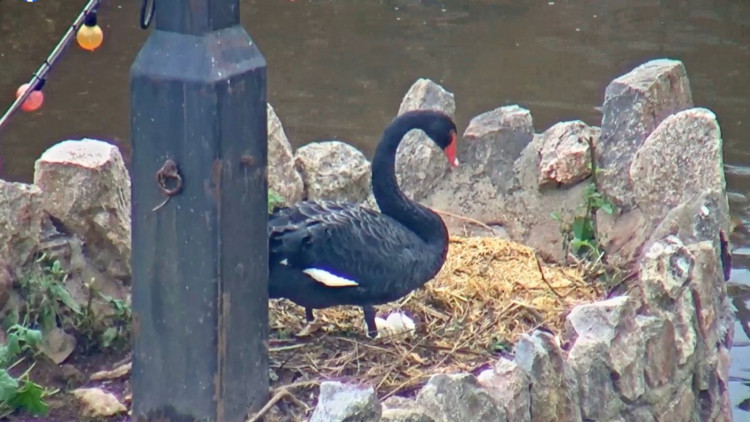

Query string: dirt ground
[7,349,130,422]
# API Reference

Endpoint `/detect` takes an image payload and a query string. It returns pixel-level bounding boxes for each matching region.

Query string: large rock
[498,132,588,262]
[33,139,131,282]
[416,373,507,422]
[477,358,531,422]
[639,236,693,306]
[567,339,623,420]
[0,181,47,311]
[636,315,677,389]
[294,140,371,203]
[686,241,733,421]
[598,106,728,270]
[639,237,698,367]
[514,331,581,422]
[596,59,693,209]
[395,78,456,203]
[0,180,45,277]
[647,190,730,263]
[381,397,435,422]
[310,381,382,422]
[566,296,645,418]
[381,408,435,422]
[267,104,304,205]
[538,121,600,187]
[459,106,533,192]
[630,108,725,224]
[423,105,534,237]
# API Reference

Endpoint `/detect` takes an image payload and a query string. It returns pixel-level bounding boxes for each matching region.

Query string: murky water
[1,0,750,417]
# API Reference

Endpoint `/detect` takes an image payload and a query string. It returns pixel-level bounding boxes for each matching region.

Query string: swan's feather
[268,200,429,299]
[302,268,359,287]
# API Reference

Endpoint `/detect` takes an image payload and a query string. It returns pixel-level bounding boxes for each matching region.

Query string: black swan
[268,109,458,338]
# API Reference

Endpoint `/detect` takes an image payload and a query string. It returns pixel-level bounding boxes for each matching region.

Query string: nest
[268,236,599,402]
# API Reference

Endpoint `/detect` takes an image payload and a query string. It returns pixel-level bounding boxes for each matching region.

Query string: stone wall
[272,58,734,421]
[0,58,734,421]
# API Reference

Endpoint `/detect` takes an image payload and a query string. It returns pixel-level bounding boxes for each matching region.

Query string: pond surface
[1,0,749,417]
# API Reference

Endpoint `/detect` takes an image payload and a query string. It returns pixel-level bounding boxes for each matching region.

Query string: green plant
[268,189,285,213]
[17,255,81,335]
[76,285,132,354]
[551,137,616,260]
[0,325,56,418]
[18,254,132,354]
[0,254,133,417]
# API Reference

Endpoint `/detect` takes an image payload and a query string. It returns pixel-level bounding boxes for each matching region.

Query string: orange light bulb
[16,83,44,112]
[77,24,103,51]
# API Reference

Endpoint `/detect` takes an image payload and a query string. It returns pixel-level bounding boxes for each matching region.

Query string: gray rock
[654,384,698,422]
[0,180,45,281]
[458,105,533,192]
[639,238,699,367]
[294,140,371,203]
[477,357,531,422]
[630,108,725,224]
[538,121,600,187]
[636,315,677,389]
[648,190,731,264]
[382,396,417,410]
[598,108,729,270]
[499,132,588,262]
[381,408,435,422]
[639,236,694,305]
[422,105,533,237]
[398,78,456,118]
[595,206,652,269]
[597,58,693,209]
[381,395,435,421]
[416,373,507,422]
[672,288,699,366]
[716,345,733,418]
[395,78,455,203]
[623,408,657,422]
[566,296,644,412]
[687,241,730,356]
[514,331,581,422]
[33,139,131,282]
[310,381,382,422]
[566,296,633,343]
[568,339,623,421]
[267,104,304,206]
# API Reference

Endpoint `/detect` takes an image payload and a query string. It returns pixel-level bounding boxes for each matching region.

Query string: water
[1,0,749,418]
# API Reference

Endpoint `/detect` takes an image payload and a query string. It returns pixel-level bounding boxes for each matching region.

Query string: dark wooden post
[129,1,268,421]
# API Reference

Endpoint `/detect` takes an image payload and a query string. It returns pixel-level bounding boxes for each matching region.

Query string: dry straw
[267,236,599,410]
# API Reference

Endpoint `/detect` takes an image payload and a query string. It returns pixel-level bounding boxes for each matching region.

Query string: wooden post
[129,0,268,421]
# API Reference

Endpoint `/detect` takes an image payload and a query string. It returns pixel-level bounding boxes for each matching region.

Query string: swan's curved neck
[371,116,448,249]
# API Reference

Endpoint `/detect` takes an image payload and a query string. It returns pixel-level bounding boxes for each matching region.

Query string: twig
[535,255,564,299]
[246,381,319,422]
[269,343,308,353]
[246,389,287,422]
[433,209,501,235]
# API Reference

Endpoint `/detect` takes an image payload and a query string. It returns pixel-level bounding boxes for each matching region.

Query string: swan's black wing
[268,200,427,298]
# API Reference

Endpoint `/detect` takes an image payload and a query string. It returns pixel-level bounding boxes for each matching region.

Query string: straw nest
[267,236,600,403]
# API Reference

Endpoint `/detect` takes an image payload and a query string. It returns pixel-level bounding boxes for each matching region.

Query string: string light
[0,0,102,130]
[15,82,45,112]
[77,11,104,51]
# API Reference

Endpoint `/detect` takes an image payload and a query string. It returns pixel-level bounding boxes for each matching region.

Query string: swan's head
[418,110,459,168]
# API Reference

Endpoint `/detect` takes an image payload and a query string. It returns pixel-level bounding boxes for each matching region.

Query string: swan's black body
[268,110,458,337]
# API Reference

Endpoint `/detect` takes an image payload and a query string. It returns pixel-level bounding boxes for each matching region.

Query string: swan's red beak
[445,132,458,168]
